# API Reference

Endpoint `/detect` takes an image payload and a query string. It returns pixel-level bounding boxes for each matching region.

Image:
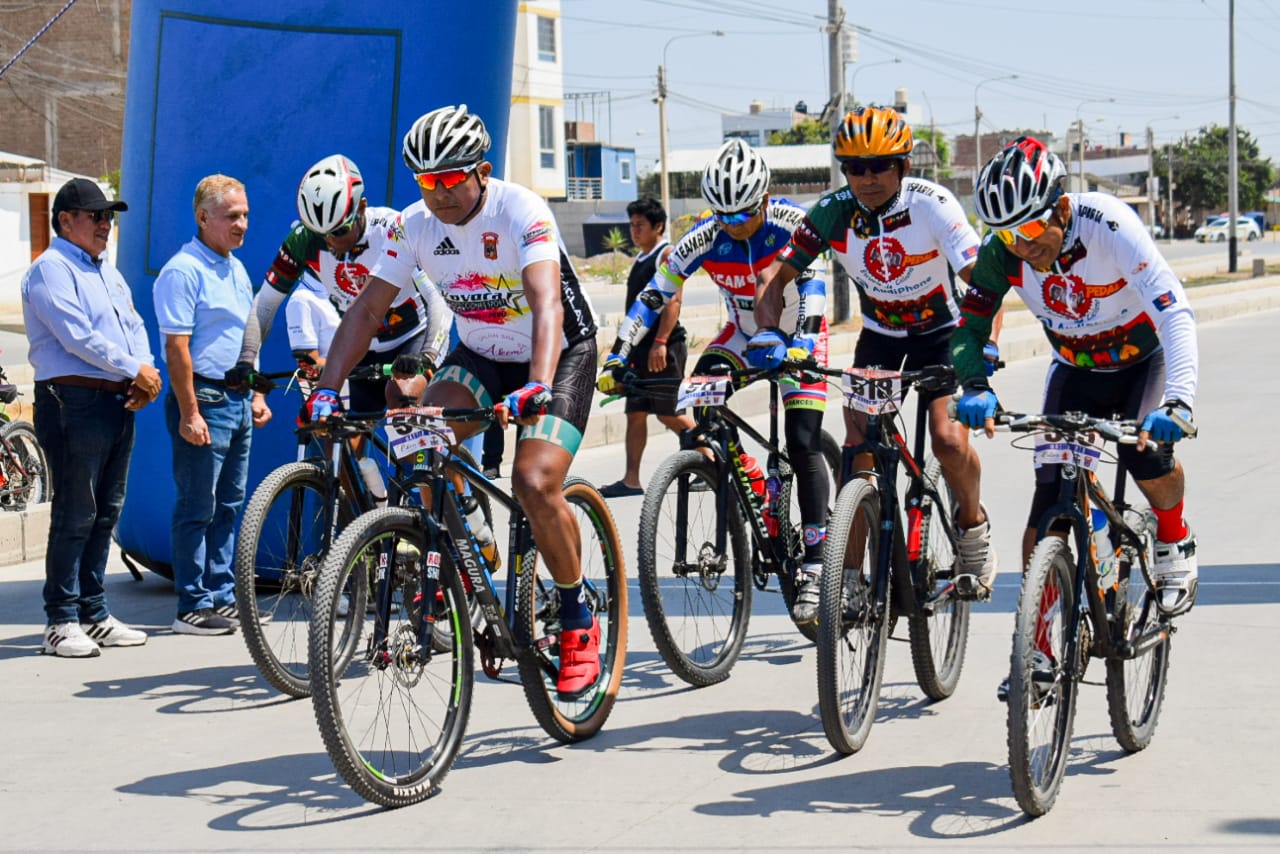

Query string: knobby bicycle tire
[309,507,474,808]
[816,478,889,755]
[1007,535,1080,817]
[638,451,751,686]
[234,462,358,698]
[906,456,972,701]
[516,478,627,743]
[1106,509,1171,752]
[0,420,50,510]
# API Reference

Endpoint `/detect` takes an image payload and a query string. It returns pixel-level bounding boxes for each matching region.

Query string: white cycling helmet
[296,154,364,234]
[402,104,492,173]
[701,139,771,214]
[973,135,1066,229]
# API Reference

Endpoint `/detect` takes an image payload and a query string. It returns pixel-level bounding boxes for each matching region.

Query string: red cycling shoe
[556,617,601,699]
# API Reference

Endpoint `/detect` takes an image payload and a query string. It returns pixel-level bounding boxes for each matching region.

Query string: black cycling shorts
[624,338,689,417]
[852,326,958,403]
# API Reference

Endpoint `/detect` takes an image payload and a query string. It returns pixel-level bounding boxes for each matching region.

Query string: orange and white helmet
[833,106,914,160]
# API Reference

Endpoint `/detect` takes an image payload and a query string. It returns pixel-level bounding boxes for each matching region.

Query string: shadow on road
[75,664,298,714]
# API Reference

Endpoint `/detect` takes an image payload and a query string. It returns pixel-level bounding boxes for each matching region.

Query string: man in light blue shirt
[23,177,161,658]
[153,174,271,636]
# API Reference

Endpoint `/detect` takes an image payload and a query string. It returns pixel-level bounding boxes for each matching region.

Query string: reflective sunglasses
[840,157,901,177]
[78,209,115,224]
[414,163,478,192]
[327,210,360,238]
[715,204,761,226]
[995,208,1055,246]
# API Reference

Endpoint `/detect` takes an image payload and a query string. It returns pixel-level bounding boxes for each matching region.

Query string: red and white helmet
[296,154,364,234]
[973,135,1066,229]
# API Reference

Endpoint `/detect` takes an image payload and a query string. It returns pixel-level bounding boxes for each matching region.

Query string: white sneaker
[956,514,998,595]
[81,615,147,647]
[1153,524,1198,616]
[42,622,101,658]
[791,564,822,626]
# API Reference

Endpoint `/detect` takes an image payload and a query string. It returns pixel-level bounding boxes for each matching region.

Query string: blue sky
[561,0,1280,170]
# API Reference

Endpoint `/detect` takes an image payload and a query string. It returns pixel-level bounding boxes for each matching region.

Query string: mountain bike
[621,361,839,687]
[308,404,627,807]
[0,366,49,511]
[233,363,439,698]
[997,410,1191,816]
[812,364,976,755]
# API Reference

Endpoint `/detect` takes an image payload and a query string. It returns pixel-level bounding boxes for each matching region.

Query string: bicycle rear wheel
[1008,535,1080,817]
[309,507,473,807]
[0,420,50,510]
[816,478,889,755]
[638,451,751,686]
[234,462,358,698]
[907,457,971,700]
[517,478,627,742]
[1106,510,1171,752]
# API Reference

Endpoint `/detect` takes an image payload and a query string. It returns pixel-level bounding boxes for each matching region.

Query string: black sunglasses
[77,209,115,224]
[327,212,359,238]
[840,157,902,177]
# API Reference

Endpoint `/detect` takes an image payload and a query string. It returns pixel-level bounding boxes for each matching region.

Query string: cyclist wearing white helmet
[954,135,1199,624]
[302,105,604,699]
[757,105,996,602]
[228,154,450,411]
[598,138,832,628]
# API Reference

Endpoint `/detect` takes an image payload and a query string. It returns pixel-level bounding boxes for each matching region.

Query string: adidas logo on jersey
[433,237,460,256]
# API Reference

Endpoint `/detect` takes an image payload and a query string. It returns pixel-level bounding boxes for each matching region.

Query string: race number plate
[842,368,902,415]
[1034,440,1102,471]
[385,410,454,460]
[678,376,730,409]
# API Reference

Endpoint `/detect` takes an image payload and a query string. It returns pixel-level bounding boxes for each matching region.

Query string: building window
[619,159,632,183]
[537,17,556,63]
[539,105,556,169]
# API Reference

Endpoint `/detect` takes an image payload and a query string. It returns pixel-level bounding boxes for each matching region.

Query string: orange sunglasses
[995,208,1055,245]
[414,163,477,192]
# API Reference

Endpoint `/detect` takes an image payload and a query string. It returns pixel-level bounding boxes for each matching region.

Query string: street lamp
[657,30,724,213]
[848,57,901,109]
[1072,97,1116,190]
[920,88,938,182]
[1145,114,1180,238]
[973,74,1017,178]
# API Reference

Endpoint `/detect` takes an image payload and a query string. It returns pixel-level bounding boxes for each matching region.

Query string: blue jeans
[34,383,135,625]
[165,382,252,614]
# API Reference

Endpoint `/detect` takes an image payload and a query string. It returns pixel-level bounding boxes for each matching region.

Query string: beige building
[505,0,566,198]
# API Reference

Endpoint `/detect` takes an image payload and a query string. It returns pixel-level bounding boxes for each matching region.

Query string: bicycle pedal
[954,573,992,602]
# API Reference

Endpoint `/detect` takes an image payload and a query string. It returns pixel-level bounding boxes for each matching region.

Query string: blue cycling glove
[505,381,552,419]
[299,387,341,425]
[956,388,999,428]
[792,331,819,356]
[1141,401,1193,443]
[745,327,789,370]
[982,342,1000,377]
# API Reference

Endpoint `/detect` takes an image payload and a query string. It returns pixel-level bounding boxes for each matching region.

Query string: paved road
[0,310,1277,852]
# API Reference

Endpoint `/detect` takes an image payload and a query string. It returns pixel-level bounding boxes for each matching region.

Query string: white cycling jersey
[371,178,597,363]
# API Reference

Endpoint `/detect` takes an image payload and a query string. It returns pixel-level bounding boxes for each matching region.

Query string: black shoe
[600,480,644,498]
[213,602,271,626]
[172,609,236,636]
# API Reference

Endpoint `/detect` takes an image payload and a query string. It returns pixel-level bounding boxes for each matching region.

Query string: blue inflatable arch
[115,1,519,570]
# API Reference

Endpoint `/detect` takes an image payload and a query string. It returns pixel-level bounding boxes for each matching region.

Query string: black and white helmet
[296,154,364,234]
[402,104,491,173]
[973,135,1066,229]
[700,139,771,214]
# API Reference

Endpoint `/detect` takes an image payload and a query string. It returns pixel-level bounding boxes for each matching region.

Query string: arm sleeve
[238,284,287,364]
[951,239,1013,388]
[25,260,145,377]
[411,270,452,363]
[795,272,826,336]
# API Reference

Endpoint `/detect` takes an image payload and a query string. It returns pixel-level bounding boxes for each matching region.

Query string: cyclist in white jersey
[757,106,997,598]
[954,135,1199,620]
[301,105,604,698]
[228,154,449,410]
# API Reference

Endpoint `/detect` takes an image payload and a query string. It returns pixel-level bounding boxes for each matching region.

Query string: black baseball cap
[52,178,128,215]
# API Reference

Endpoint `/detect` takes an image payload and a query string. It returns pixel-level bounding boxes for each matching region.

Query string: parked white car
[1195,215,1261,242]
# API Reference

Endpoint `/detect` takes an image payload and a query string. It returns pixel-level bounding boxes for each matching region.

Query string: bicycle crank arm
[1120,621,1176,659]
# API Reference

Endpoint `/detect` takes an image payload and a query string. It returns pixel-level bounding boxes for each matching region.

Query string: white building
[505,0,566,198]
[0,151,117,312]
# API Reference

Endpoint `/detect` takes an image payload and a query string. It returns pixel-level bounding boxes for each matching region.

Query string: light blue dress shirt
[153,237,254,377]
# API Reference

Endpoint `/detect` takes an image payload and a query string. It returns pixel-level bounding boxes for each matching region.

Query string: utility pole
[827,0,850,323]
[1146,126,1156,234]
[657,64,669,213]
[1228,0,1239,272]
[1076,118,1086,190]
[1167,146,1175,241]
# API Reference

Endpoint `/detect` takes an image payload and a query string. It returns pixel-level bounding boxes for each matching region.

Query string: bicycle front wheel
[638,450,751,686]
[516,478,627,743]
[1106,510,1171,752]
[0,420,50,510]
[907,457,972,701]
[234,462,357,698]
[816,478,889,755]
[1008,535,1080,817]
[309,507,474,808]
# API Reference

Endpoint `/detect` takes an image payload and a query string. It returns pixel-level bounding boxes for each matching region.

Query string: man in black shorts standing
[600,197,695,498]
